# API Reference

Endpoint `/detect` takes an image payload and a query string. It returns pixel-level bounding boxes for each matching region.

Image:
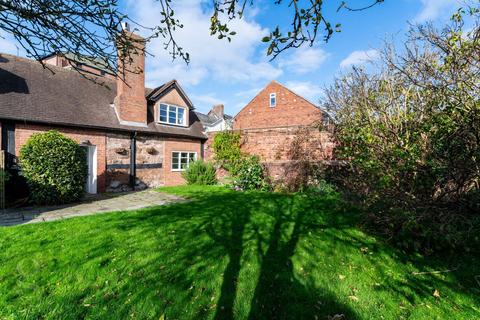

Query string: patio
[0,190,184,226]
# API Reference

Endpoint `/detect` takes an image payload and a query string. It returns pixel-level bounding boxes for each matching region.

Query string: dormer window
[269,93,276,107]
[159,103,186,126]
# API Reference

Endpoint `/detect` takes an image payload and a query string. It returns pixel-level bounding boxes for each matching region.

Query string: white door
[83,145,97,194]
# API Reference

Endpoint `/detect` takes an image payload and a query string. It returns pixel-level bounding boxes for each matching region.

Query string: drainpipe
[129,131,137,189]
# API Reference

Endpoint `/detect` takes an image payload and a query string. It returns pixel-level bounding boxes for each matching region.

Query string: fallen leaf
[348,295,359,301]
[433,289,440,298]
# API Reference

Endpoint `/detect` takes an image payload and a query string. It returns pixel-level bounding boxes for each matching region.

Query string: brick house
[0,28,206,194]
[233,80,326,130]
[223,80,334,179]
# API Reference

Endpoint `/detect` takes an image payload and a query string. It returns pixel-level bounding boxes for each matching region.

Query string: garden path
[0,190,184,227]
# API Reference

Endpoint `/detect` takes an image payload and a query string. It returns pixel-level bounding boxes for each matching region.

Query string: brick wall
[233,81,323,130]
[163,137,202,186]
[205,126,334,181]
[205,127,334,162]
[239,126,334,163]
[11,122,205,192]
[14,123,107,192]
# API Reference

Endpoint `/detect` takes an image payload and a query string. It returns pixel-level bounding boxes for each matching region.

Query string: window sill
[157,121,188,128]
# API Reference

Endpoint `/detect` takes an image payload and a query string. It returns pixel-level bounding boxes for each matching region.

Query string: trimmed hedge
[19,130,87,205]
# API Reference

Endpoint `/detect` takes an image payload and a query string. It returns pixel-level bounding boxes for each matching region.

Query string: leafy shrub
[182,160,217,185]
[233,156,270,191]
[19,130,87,205]
[325,8,480,252]
[212,131,243,175]
[302,179,337,196]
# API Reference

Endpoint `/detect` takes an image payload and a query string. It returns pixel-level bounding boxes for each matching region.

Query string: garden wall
[205,125,335,180]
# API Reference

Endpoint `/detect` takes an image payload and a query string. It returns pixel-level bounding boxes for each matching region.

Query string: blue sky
[0,0,464,115]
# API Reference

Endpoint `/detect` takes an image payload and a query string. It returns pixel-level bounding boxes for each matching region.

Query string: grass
[0,185,478,319]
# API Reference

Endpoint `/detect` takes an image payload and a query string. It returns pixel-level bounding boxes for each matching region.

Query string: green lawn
[0,186,478,319]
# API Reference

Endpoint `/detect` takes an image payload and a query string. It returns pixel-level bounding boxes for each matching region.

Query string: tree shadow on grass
[1,187,478,319]
[111,190,360,319]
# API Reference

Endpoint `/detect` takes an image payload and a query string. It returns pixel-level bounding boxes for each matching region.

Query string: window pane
[189,153,196,162]
[160,104,167,122]
[169,106,177,124]
[172,152,179,170]
[180,159,188,169]
[177,108,185,125]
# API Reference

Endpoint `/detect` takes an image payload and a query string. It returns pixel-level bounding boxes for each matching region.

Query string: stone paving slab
[0,190,184,227]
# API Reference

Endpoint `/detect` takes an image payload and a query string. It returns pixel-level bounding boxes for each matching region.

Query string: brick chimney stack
[114,23,147,126]
[208,104,224,119]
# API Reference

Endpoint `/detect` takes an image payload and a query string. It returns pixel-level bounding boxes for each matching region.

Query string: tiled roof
[0,53,206,139]
[194,111,233,127]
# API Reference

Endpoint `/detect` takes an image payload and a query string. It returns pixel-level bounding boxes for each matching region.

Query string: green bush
[325,9,480,252]
[182,160,217,185]
[233,156,270,191]
[212,131,243,175]
[19,130,87,205]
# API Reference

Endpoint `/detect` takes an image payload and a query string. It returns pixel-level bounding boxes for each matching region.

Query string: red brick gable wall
[233,81,322,129]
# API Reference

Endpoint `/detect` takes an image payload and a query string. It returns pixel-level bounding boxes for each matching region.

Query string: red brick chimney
[114,23,147,126]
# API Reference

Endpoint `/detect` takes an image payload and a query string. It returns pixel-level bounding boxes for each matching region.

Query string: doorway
[82,145,97,194]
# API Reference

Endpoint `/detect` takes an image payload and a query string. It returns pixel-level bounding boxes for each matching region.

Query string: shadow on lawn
[106,188,479,319]
[5,188,478,319]
[108,189,361,319]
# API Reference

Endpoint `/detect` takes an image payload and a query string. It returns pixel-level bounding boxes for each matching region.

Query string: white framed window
[159,103,186,126]
[171,151,197,171]
[269,93,276,107]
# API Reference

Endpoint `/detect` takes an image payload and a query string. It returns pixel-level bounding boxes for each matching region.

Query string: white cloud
[340,49,379,68]
[191,93,224,110]
[416,0,461,22]
[278,46,329,74]
[235,86,262,98]
[128,0,282,88]
[284,81,322,104]
[0,33,21,56]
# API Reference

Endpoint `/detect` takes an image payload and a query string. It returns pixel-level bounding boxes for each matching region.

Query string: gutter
[0,117,207,141]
